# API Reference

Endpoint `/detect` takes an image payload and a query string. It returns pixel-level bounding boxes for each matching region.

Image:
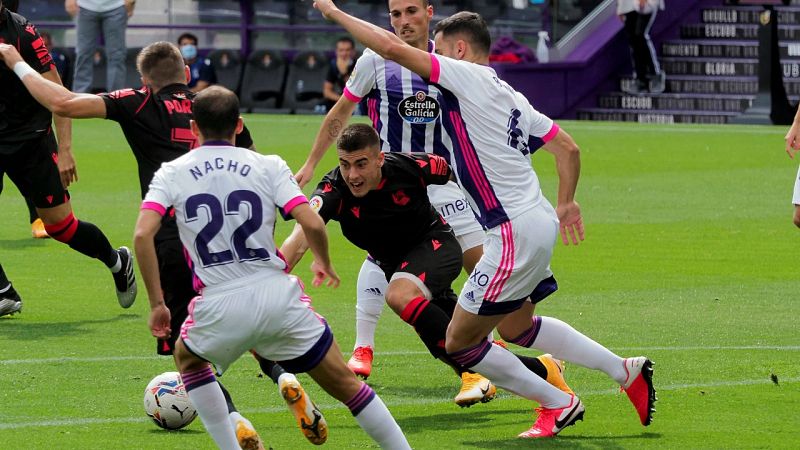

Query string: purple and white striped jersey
[428,53,560,230]
[344,43,482,236]
[142,144,308,290]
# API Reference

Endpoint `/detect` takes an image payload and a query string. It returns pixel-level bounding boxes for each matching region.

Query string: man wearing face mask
[177,32,216,92]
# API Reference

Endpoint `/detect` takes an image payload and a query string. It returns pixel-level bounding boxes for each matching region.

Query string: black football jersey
[311,152,453,265]
[0,9,55,152]
[101,83,254,198]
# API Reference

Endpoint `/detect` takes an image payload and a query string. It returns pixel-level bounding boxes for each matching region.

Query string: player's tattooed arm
[327,117,343,139]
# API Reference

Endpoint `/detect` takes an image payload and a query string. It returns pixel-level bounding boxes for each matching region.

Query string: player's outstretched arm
[296,97,358,187]
[291,203,339,288]
[786,105,800,158]
[543,128,584,245]
[0,44,106,119]
[133,209,171,340]
[313,0,432,79]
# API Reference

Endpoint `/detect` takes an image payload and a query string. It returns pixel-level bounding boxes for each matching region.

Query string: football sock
[182,367,239,449]
[0,264,10,292]
[400,296,464,374]
[530,316,627,385]
[256,356,286,384]
[44,213,118,268]
[25,196,37,224]
[228,411,253,433]
[347,383,410,449]
[354,295,383,349]
[450,340,572,409]
[217,381,237,413]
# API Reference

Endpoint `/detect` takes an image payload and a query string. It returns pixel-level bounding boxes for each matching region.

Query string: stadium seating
[283,50,329,114]
[207,49,243,94]
[125,47,143,89]
[240,49,289,113]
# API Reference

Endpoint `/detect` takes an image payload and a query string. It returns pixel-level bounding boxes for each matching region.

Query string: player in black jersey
[283,124,560,401]
[0,41,327,447]
[0,1,135,318]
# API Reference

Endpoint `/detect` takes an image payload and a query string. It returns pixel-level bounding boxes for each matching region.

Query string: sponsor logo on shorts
[398,91,440,124]
[464,291,475,302]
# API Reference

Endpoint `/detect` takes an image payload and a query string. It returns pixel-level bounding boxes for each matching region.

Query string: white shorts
[180,271,328,375]
[793,166,800,205]
[356,257,388,303]
[458,201,558,316]
[428,181,483,237]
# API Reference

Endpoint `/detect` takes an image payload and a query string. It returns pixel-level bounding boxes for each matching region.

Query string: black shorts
[379,225,463,300]
[155,234,197,355]
[0,132,69,209]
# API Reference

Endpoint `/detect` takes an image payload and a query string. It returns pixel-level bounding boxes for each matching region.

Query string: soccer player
[295,1,566,407]
[313,2,657,438]
[283,123,573,410]
[0,263,22,317]
[0,2,135,318]
[134,86,410,450]
[0,41,326,448]
[784,104,800,227]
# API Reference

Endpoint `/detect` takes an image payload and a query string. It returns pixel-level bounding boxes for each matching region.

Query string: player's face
[338,147,384,197]
[388,0,433,49]
[433,32,464,60]
[335,41,354,62]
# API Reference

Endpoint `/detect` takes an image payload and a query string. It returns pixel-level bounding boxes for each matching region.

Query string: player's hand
[313,0,339,20]
[0,44,24,68]
[57,148,79,188]
[311,260,340,288]
[556,200,585,245]
[65,0,79,18]
[148,303,172,340]
[294,163,315,188]
[786,122,800,158]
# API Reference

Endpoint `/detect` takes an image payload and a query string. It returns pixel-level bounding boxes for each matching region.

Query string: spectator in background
[320,36,355,113]
[178,32,217,92]
[66,0,134,93]
[617,0,665,94]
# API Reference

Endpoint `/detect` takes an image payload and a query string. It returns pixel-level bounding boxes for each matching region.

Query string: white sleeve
[524,97,557,141]
[428,54,481,98]
[343,49,378,102]
[267,156,308,213]
[141,164,174,215]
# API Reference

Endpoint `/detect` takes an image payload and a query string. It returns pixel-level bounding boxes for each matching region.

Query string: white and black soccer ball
[143,371,197,430]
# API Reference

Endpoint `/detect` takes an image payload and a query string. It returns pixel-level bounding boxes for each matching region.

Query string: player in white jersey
[296,0,525,406]
[313,2,657,439]
[134,86,410,450]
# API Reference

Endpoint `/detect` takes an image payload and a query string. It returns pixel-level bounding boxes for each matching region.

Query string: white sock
[471,342,572,409]
[228,410,252,433]
[354,258,388,349]
[353,393,411,450]
[186,382,240,450]
[532,316,627,384]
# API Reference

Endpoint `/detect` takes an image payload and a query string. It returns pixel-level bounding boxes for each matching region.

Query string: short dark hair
[336,36,355,48]
[433,11,491,56]
[337,123,380,153]
[177,32,198,46]
[136,42,186,89]
[193,86,240,140]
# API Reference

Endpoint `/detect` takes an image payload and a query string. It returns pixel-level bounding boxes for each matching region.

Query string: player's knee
[793,208,800,228]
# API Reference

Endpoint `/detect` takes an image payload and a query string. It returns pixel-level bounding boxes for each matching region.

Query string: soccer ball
[143,371,198,430]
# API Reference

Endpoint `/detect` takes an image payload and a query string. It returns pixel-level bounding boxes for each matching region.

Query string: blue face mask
[180,44,197,60]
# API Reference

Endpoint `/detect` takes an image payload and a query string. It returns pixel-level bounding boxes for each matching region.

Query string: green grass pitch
[1,117,798,449]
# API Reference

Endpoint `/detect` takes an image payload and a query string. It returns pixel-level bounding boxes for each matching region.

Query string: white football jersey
[429,54,560,229]
[142,144,307,289]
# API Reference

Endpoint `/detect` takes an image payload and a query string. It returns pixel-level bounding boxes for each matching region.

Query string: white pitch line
[0,377,796,430]
[1,345,798,365]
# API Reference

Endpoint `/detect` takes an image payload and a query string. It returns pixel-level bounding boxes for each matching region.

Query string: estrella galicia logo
[398,91,440,124]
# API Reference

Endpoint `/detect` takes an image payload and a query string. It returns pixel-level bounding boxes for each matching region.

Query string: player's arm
[542,128,584,246]
[313,1,432,79]
[290,204,339,287]
[786,104,800,158]
[296,96,358,187]
[0,44,107,119]
[133,208,172,339]
[412,153,452,186]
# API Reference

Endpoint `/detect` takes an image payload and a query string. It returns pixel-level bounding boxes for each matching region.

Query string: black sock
[400,296,464,374]
[514,354,549,379]
[257,358,286,384]
[218,381,237,414]
[0,263,10,291]
[46,216,118,268]
[25,197,38,224]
